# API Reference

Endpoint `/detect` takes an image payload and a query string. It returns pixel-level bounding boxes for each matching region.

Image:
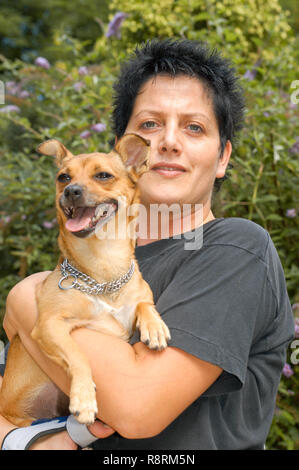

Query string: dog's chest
[87,295,137,338]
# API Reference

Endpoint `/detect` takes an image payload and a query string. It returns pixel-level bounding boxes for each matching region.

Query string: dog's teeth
[95,203,110,219]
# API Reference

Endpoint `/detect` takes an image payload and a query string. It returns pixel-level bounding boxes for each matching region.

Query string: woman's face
[125,74,231,214]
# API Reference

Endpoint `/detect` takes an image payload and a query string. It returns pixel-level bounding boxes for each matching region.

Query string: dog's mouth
[63,200,118,237]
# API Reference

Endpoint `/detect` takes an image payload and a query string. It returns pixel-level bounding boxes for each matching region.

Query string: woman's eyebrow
[134,110,161,118]
[180,112,211,122]
[134,110,211,122]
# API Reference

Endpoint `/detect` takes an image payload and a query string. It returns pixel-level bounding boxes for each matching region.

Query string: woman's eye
[95,172,114,180]
[188,124,203,133]
[141,121,157,129]
[57,173,71,183]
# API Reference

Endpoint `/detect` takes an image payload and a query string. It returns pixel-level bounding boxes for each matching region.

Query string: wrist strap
[1,415,98,450]
[1,416,68,450]
[66,414,99,448]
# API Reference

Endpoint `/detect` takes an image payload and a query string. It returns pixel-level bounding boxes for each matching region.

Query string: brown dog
[0,134,170,427]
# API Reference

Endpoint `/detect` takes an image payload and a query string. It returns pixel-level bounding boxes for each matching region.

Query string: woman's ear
[216,140,232,179]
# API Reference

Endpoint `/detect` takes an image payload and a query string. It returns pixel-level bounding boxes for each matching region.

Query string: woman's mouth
[151,163,186,178]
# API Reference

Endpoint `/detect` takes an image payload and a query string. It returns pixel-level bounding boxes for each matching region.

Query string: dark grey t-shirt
[0,217,294,449]
[92,217,294,450]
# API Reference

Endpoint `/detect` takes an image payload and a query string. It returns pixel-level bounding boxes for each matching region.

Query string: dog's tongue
[65,207,95,232]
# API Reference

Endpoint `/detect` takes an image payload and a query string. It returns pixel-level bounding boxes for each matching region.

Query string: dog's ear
[37,139,74,167]
[114,134,150,177]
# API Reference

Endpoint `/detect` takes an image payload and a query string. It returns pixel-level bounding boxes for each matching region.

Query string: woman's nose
[158,125,182,156]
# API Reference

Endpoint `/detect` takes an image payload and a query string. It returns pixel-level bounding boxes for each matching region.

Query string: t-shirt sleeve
[132,239,278,395]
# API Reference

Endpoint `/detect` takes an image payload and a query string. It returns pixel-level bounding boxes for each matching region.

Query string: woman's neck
[136,204,215,247]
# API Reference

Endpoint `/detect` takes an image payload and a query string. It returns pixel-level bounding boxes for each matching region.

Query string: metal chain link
[58,258,135,295]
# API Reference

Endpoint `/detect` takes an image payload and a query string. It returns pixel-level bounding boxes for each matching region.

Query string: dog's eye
[94,172,114,181]
[57,173,71,183]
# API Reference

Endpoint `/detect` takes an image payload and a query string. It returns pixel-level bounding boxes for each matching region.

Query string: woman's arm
[4,273,222,439]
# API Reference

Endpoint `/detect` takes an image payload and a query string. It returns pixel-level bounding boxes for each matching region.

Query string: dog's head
[37,134,150,239]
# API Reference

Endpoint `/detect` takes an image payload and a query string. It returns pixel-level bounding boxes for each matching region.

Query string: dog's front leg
[31,316,97,425]
[135,302,171,351]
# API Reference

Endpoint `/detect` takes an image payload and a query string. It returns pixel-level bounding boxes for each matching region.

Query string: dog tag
[58,274,77,290]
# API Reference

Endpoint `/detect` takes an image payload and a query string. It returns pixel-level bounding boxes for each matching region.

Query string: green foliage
[108,0,293,59]
[0,0,109,61]
[280,0,299,33]
[0,0,298,449]
[266,360,299,450]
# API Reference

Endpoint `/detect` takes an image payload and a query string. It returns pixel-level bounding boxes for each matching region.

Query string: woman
[0,39,294,450]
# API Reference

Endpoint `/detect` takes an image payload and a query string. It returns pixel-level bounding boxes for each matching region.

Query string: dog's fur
[0,134,170,427]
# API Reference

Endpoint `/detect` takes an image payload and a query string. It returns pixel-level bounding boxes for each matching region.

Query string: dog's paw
[69,379,98,425]
[137,310,171,351]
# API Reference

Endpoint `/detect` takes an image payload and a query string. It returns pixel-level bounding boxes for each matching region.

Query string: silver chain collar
[58,258,135,295]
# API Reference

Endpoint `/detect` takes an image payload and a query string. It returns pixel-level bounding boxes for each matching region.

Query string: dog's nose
[64,184,83,202]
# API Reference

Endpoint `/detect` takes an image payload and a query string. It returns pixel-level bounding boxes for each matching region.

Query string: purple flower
[285,208,296,218]
[43,221,54,229]
[263,112,270,118]
[292,303,299,311]
[35,57,51,70]
[6,81,20,96]
[243,69,257,81]
[6,81,29,99]
[78,66,89,76]
[73,81,85,92]
[19,90,30,98]
[289,137,299,155]
[91,122,106,133]
[282,363,294,378]
[106,12,128,38]
[243,59,261,82]
[0,105,20,113]
[295,322,299,338]
[80,130,92,139]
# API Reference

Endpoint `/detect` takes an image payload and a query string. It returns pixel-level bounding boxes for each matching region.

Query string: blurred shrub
[0,0,109,61]
[0,0,298,449]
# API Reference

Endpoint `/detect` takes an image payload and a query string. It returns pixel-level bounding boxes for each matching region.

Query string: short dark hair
[112,39,245,190]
